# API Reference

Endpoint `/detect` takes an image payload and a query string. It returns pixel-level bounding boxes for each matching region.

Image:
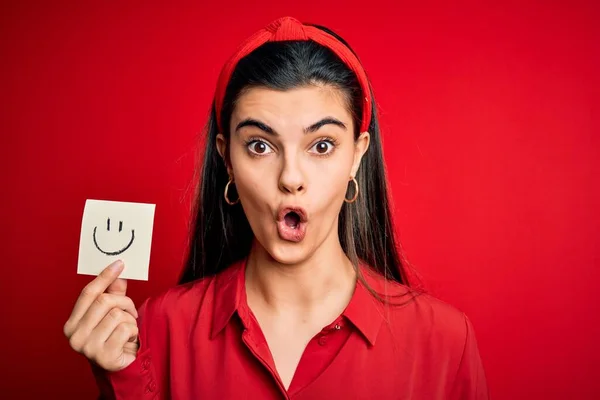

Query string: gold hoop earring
[344,177,359,203]
[224,178,240,205]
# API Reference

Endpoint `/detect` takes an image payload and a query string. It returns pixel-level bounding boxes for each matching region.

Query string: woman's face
[217,85,369,264]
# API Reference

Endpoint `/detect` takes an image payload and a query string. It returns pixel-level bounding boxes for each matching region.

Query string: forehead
[231,85,352,129]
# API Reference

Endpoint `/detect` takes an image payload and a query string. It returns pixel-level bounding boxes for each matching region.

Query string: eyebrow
[234,117,347,136]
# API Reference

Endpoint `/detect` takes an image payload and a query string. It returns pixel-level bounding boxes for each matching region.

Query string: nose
[278,154,305,195]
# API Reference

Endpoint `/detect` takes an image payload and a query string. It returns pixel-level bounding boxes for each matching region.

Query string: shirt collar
[210,258,387,346]
[342,264,386,346]
[210,258,246,340]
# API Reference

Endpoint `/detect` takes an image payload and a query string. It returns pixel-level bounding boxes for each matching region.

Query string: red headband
[214,16,372,133]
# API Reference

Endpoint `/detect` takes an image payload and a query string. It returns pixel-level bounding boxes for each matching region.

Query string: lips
[276,206,308,242]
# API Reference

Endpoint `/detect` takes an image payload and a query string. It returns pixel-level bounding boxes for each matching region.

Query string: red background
[2,1,598,398]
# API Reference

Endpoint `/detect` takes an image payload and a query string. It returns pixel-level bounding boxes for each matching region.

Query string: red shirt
[93,259,489,399]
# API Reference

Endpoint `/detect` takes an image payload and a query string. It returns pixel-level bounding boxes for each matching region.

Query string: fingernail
[109,260,123,271]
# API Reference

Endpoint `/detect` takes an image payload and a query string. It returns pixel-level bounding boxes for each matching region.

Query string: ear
[216,133,232,176]
[350,131,370,178]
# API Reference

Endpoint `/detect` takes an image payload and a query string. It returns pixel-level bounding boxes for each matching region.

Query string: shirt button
[334,324,341,330]
[142,358,151,371]
[318,336,327,346]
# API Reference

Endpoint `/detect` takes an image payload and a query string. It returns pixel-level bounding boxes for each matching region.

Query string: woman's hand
[63,260,140,372]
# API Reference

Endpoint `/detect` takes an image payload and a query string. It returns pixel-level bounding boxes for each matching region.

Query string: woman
[64,16,489,399]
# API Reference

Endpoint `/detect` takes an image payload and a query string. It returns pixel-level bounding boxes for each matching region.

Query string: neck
[245,233,356,316]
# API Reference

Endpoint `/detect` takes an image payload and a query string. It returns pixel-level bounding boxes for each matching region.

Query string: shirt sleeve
[90,297,160,399]
[449,313,490,400]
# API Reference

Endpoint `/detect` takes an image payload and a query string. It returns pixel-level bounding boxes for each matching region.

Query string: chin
[266,241,313,265]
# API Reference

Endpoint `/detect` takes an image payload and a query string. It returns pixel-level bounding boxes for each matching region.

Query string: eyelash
[244,136,340,158]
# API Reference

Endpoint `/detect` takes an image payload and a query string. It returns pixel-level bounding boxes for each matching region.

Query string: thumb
[106,277,127,296]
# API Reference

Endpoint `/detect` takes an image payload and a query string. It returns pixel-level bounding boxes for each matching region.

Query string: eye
[247,139,274,155]
[309,140,336,155]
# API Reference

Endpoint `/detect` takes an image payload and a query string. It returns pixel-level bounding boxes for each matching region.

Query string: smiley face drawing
[93,217,135,256]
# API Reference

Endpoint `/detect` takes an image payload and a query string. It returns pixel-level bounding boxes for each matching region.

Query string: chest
[262,329,314,390]
[169,321,455,400]
[243,310,354,394]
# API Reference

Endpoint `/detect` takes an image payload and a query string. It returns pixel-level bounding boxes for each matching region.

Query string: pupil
[317,142,328,153]
[255,142,266,153]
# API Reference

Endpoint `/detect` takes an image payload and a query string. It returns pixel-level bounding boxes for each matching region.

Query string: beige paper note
[77,199,156,281]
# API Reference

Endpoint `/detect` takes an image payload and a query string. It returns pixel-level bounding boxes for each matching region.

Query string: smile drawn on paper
[93,217,135,256]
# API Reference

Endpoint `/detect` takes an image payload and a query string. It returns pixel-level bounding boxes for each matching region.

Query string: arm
[450,314,490,399]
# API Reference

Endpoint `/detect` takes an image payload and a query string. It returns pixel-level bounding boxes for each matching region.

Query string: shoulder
[367,270,471,350]
[367,273,489,396]
[136,273,217,331]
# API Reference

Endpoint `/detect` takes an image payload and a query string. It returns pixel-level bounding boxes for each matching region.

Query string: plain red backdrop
[1,1,598,398]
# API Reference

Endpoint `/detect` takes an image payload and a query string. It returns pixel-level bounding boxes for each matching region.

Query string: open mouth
[277,207,307,242]
[284,211,301,229]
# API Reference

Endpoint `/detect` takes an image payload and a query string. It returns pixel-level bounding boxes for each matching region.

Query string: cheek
[234,171,273,239]
[307,158,352,211]
[236,174,268,203]
[230,152,276,218]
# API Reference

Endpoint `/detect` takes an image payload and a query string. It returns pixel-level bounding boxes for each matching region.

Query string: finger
[85,308,137,352]
[87,293,138,324]
[66,260,124,330]
[107,277,127,296]
[105,322,139,351]
[102,322,139,370]
[69,294,137,348]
